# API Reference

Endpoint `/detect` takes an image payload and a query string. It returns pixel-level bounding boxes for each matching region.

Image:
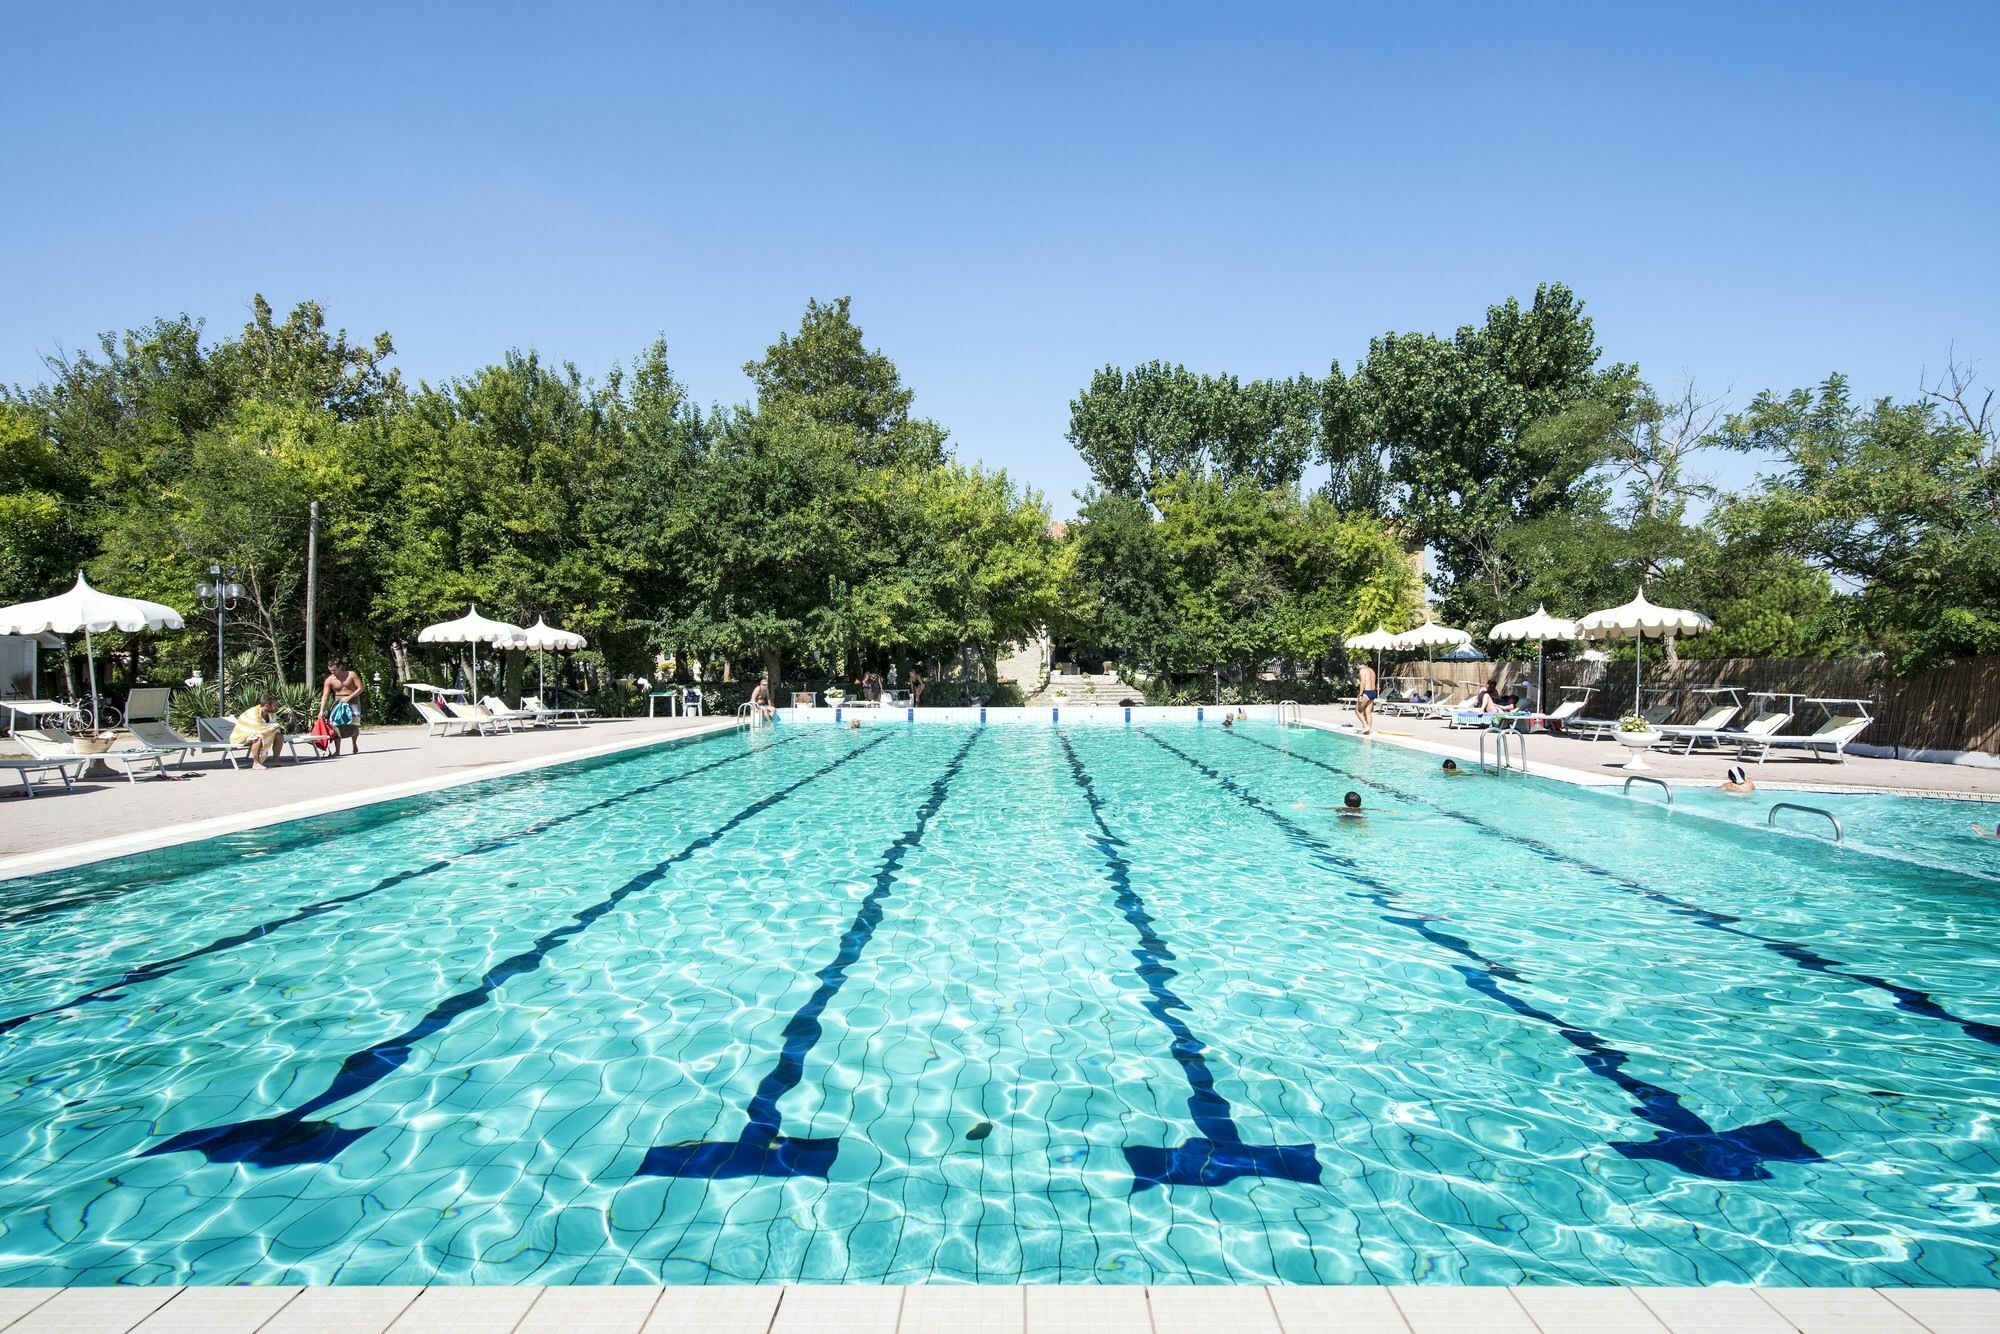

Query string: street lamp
[196,565,244,707]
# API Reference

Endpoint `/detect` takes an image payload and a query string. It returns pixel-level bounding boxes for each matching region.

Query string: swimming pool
[1,721,1995,1286]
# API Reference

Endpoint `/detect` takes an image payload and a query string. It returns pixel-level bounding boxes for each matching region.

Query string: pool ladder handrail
[1277,700,1302,727]
[1621,774,1672,804]
[736,702,770,729]
[1768,801,1843,843]
[1478,726,1528,774]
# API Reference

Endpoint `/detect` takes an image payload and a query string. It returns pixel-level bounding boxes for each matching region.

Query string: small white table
[648,691,682,718]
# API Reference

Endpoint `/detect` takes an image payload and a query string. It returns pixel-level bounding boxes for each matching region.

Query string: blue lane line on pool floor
[1056,733,1320,1193]
[639,729,983,1181]
[143,734,889,1169]
[0,731,803,1042]
[1146,730,1821,1183]
[1228,728,2000,1050]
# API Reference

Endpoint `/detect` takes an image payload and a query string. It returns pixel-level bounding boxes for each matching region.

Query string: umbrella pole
[1634,636,1643,712]
[1537,639,1546,713]
[85,625,100,729]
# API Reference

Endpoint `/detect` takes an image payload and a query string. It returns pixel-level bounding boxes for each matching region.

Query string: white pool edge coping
[0,718,745,882]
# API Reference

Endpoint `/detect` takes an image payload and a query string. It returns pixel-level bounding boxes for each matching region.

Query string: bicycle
[48,696,122,733]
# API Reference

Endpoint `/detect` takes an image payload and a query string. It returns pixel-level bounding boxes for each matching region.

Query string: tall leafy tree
[1067,362,1318,504]
[1332,283,1622,621]
[1718,374,2000,670]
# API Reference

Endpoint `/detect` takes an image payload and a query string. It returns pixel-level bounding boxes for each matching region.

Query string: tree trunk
[761,647,782,689]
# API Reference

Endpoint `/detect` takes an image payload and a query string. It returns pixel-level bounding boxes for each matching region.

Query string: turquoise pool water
[1,721,1995,1286]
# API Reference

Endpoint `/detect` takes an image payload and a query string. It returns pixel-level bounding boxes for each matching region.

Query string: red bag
[309,715,336,752]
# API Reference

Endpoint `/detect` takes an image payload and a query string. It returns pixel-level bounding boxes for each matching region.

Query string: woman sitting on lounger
[231,695,286,770]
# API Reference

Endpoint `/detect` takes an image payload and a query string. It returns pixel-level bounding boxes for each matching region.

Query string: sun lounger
[522,695,590,724]
[445,701,514,734]
[124,719,239,770]
[1655,702,1742,746]
[194,717,322,764]
[0,755,84,797]
[1740,711,1873,764]
[1659,708,1793,758]
[9,725,167,782]
[480,695,552,727]
[1566,703,1674,742]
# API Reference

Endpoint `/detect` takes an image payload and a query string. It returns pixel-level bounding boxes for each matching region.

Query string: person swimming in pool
[1338,790,1365,818]
[1721,764,1756,795]
[1441,758,1469,776]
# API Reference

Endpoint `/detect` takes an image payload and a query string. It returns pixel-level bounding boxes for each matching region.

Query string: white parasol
[516,616,587,699]
[0,573,184,727]
[1574,588,1712,712]
[1488,604,1582,711]
[417,607,526,695]
[1394,619,1472,691]
[1343,624,1403,680]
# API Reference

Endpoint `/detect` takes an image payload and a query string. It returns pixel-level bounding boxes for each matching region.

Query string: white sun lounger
[9,725,167,783]
[1567,703,1674,742]
[1660,708,1794,758]
[124,719,239,770]
[480,695,552,727]
[1738,702,1874,764]
[194,717,322,764]
[0,755,85,797]
[445,701,514,734]
[523,695,592,723]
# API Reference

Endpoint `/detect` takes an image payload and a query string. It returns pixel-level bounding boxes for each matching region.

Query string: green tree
[1067,362,1318,504]
[744,296,946,466]
[1718,374,2000,670]
[1333,283,1621,621]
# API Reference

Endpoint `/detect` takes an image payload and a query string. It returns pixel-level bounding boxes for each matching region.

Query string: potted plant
[823,686,847,705]
[1614,714,1662,771]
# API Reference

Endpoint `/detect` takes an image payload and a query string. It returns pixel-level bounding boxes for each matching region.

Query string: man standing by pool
[1356,660,1378,735]
[317,658,365,756]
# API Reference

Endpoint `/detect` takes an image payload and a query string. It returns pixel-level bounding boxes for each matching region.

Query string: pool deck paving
[0,1284,1994,1333]
[1293,705,2000,801]
[0,715,742,878]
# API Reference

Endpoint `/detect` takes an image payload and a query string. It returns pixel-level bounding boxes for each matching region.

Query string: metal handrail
[1768,801,1843,843]
[1621,774,1673,804]
[1479,729,1528,774]
[1277,700,1301,727]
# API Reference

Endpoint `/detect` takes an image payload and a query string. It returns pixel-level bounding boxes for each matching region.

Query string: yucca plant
[169,684,219,734]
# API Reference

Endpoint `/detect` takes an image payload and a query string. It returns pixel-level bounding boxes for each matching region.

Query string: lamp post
[196,565,244,708]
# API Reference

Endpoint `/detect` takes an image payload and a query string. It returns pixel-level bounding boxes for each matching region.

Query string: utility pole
[305,500,319,687]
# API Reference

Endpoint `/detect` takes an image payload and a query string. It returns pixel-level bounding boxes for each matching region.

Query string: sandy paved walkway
[1296,705,2000,799]
[0,716,739,877]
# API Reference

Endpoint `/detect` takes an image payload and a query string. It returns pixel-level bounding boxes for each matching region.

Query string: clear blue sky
[5,2,1994,515]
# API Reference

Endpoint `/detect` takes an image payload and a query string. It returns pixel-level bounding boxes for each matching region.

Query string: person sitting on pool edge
[1721,764,1756,796]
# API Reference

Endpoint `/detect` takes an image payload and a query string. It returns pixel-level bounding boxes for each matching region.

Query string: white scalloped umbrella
[516,616,586,698]
[0,572,186,727]
[1489,605,1581,711]
[418,607,526,695]
[1344,624,1403,678]
[1393,619,1473,690]
[1576,588,1712,710]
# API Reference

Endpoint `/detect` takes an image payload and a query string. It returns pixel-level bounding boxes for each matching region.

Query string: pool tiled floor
[0,1286,1992,1333]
